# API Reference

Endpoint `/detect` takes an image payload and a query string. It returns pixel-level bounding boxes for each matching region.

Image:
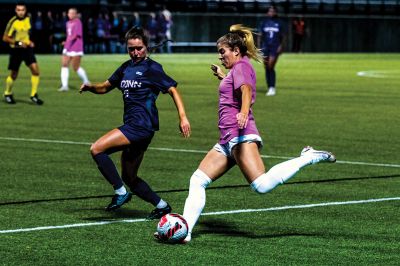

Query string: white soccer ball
[157,213,188,243]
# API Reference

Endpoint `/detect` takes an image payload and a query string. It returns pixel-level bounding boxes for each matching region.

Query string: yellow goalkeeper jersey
[4,16,31,48]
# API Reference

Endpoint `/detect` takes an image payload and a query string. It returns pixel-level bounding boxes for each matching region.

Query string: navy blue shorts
[262,45,279,58]
[118,124,154,145]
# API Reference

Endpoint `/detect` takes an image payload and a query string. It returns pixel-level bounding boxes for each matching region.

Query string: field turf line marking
[1,136,400,168]
[1,197,399,234]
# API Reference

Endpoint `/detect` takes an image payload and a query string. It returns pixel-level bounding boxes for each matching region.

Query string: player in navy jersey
[258,6,286,96]
[80,27,191,219]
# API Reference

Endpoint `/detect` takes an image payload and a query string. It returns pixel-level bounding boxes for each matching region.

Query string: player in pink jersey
[59,8,89,92]
[178,25,336,243]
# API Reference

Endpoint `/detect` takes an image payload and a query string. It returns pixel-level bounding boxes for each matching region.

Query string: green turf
[0,53,399,265]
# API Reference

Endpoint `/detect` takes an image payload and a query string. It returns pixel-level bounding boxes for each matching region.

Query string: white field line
[1,197,399,234]
[0,136,399,168]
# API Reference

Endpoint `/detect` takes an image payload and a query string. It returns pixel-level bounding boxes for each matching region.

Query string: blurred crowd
[29,7,173,54]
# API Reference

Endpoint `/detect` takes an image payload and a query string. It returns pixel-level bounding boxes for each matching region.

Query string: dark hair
[16,2,26,6]
[125,26,149,47]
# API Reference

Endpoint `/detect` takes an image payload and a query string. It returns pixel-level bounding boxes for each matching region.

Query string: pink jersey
[64,18,83,52]
[218,56,260,144]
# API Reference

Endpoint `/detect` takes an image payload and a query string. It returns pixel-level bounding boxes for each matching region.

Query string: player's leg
[59,55,70,91]
[4,70,18,104]
[182,148,235,242]
[235,144,336,194]
[91,128,132,210]
[120,146,171,220]
[4,49,22,104]
[28,62,43,105]
[265,55,278,96]
[71,56,90,85]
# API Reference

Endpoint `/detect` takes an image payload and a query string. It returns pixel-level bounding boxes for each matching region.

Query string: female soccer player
[259,6,285,96]
[80,27,191,219]
[59,7,90,91]
[181,25,335,242]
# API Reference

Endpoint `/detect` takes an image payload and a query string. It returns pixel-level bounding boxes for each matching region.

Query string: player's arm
[80,80,113,94]
[236,84,252,129]
[168,86,191,138]
[3,33,32,48]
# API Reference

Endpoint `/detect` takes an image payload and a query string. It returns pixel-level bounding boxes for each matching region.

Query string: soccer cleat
[58,86,69,92]
[30,94,44,105]
[105,192,132,211]
[266,87,276,96]
[300,146,336,164]
[146,203,172,220]
[4,94,16,104]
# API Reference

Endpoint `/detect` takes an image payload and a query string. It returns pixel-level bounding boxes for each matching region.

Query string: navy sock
[129,177,161,206]
[266,69,271,87]
[270,69,276,87]
[93,152,123,190]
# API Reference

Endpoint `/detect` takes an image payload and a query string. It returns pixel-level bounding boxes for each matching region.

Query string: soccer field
[0,53,399,265]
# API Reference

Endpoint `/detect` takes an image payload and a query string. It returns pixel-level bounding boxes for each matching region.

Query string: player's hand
[179,116,191,138]
[236,112,248,129]
[28,41,35,48]
[211,64,225,80]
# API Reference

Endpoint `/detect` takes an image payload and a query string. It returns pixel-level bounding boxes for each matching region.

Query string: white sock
[183,169,212,235]
[115,186,127,195]
[76,67,89,84]
[251,156,311,193]
[61,67,69,88]
[156,199,168,209]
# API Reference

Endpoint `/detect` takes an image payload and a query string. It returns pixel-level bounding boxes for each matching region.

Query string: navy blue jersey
[108,58,177,132]
[259,17,285,48]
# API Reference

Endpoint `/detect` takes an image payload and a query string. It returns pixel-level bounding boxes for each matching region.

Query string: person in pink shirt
[177,25,336,243]
[59,8,89,91]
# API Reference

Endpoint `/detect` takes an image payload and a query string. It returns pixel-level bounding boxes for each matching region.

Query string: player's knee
[90,143,102,156]
[189,169,212,189]
[250,173,282,194]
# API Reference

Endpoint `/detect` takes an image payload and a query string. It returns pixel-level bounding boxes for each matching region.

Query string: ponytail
[217,24,263,63]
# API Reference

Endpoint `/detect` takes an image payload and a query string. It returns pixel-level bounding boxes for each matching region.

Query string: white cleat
[266,87,276,96]
[58,86,69,92]
[300,146,336,164]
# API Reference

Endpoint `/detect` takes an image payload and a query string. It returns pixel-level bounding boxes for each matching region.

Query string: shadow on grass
[80,208,149,221]
[1,174,399,206]
[196,219,317,239]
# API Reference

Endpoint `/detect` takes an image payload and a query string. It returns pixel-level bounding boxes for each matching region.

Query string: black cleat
[30,93,44,105]
[4,94,16,104]
[147,203,172,220]
[105,192,132,211]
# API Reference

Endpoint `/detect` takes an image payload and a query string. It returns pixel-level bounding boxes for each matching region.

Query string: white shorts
[213,134,263,159]
[62,49,84,57]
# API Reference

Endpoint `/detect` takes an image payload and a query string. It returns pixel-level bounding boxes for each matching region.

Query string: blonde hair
[217,24,263,63]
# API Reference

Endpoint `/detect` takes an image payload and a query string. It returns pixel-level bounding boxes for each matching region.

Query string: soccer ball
[157,213,188,243]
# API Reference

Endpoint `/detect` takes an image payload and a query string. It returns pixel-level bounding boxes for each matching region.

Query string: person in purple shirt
[176,24,336,243]
[59,8,89,92]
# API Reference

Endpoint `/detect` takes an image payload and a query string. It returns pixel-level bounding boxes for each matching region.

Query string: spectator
[146,13,158,48]
[32,11,46,53]
[85,17,96,53]
[292,16,306,53]
[46,11,55,53]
